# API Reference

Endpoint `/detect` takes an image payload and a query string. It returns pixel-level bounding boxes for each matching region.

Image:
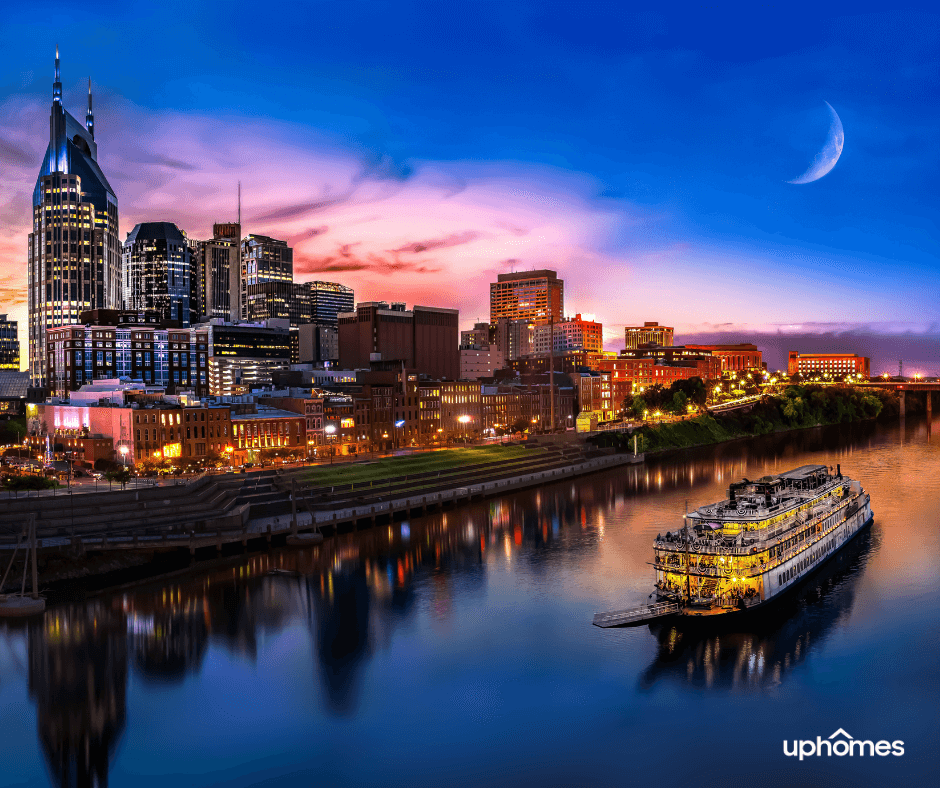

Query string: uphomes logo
[784,729,904,760]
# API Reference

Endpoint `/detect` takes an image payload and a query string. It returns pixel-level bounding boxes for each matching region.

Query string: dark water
[2,417,938,787]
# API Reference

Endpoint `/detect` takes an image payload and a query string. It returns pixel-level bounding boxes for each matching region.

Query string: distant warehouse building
[787,352,870,378]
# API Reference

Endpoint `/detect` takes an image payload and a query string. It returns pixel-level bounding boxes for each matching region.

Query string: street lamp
[119,445,128,467]
[458,414,471,443]
[325,424,336,464]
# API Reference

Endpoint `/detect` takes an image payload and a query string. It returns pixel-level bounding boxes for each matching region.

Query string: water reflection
[27,603,127,787]
[2,415,934,786]
[640,525,878,690]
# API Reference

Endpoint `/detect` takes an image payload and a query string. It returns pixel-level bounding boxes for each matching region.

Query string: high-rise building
[28,51,120,385]
[494,318,535,362]
[489,270,563,327]
[338,302,459,379]
[0,315,20,370]
[624,321,674,349]
[533,314,603,355]
[239,234,292,320]
[192,222,240,323]
[245,281,296,325]
[122,222,191,326]
[305,281,354,326]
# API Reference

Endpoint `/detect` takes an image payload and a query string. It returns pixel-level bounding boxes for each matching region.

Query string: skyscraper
[27,50,120,385]
[239,234,292,320]
[122,222,191,326]
[489,269,564,327]
[0,315,20,370]
[305,281,354,326]
[192,222,241,322]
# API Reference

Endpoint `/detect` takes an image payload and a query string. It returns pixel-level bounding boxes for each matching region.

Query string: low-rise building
[230,407,305,459]
[683,343,763,372]
[45,312,210,398]
[787,352,870,378]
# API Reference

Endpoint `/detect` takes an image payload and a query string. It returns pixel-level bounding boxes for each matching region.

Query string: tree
[201,450,226,469]
[105,467,131,487]
[630,395,646,419]
[668,391,688,415]
[670,377,707,407]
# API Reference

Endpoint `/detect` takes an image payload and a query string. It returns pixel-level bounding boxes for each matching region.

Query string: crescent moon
[787,102,844,184]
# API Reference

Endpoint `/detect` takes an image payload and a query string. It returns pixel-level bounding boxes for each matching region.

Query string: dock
[592,601,680,628]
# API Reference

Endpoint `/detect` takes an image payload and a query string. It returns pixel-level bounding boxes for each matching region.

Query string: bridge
[855,381,939,417]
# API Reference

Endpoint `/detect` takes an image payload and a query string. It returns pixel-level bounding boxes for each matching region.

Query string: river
[1,416,937,787]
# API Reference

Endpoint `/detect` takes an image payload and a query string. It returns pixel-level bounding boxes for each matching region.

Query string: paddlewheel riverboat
[593,464,873,627]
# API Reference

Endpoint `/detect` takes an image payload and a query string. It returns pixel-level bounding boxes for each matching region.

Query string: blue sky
[0,2,937,371]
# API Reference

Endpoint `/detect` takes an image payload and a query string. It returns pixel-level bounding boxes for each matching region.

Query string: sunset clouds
[0,3,937,375]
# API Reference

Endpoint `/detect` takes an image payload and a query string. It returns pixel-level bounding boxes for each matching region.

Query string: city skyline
[0,4,937,375]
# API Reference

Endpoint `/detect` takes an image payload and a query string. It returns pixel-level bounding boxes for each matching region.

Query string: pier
[592,601,681,627]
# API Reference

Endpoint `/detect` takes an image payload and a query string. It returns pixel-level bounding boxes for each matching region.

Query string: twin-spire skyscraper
[28,49,120,385]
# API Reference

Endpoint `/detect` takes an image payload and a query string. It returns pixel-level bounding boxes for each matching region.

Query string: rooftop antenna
[53,45,62,104]
[237,181,241,226]
[899,359,903,379]
[86,76,94,138]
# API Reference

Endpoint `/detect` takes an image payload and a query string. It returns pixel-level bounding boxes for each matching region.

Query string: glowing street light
[324,424,337,464]
[119,445,128,467]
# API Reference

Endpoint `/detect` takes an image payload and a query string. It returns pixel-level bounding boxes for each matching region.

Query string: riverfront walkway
[0,444,643,578]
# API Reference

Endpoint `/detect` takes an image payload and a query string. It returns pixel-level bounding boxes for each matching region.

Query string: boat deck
[592,601,680,627]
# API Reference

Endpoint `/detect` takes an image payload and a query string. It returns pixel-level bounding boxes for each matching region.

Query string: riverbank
[591,384,904,454]
[0,444,638,594]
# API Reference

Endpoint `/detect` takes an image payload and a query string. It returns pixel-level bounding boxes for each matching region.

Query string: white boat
[594,464,873,626]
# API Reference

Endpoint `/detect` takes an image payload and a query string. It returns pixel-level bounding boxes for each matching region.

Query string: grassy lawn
[303,444,540,486]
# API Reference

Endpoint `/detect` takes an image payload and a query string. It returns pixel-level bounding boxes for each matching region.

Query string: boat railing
[654,501,857,578]
[655,493,857,557]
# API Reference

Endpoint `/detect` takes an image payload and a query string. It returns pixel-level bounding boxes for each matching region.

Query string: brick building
[683,344,763,372]
[787,352,870,378]
[338,302,459,380]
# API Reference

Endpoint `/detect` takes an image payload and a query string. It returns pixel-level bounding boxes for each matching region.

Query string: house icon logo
[783,729,904,760]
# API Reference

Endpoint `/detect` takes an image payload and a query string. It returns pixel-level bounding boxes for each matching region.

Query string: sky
[0,1,937,373]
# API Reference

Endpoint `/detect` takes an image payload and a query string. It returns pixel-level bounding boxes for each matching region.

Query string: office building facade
[192,222,240,322]
[123,222,191,326]
[787,352,870,378]
[305,281,354,325]
[28,51,120,385]
[204,321,292,396]
[624,321,674,349]
[0,315,20,370]
[489,269,564,326]
[533,313,603,355]
[239,234,292,320]
[46,313,210,397]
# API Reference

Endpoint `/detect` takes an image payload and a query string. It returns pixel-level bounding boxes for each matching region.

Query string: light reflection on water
[0,415,937,787]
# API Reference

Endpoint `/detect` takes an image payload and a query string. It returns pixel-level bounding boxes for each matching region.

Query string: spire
[53,45,62,105]
[86,76,95,138]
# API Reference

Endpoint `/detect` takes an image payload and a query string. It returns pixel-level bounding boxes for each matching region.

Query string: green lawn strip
[304,445,543,487]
